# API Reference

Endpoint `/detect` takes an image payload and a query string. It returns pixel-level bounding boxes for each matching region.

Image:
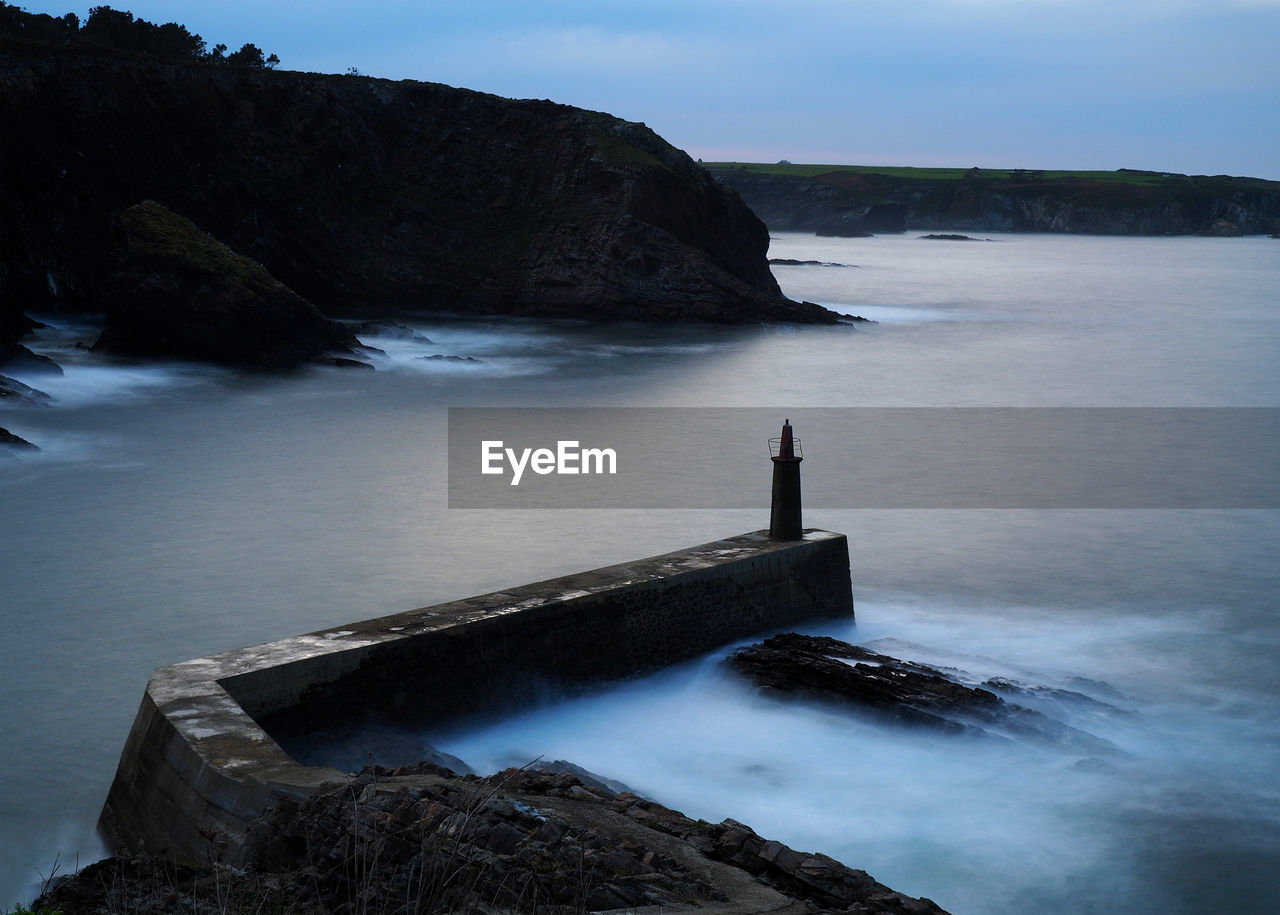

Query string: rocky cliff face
[0,43,834,336]
[709,166,1280,236]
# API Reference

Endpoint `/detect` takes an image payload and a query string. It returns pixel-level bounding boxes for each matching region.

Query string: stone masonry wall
[99,530,853,867]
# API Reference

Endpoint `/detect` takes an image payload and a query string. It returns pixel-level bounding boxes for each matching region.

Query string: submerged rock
[920,233,982,241]
[93,201,359,369]
[728,633,1122,756]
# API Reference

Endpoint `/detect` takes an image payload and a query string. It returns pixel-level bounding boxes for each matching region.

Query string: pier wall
[99,530,853,865]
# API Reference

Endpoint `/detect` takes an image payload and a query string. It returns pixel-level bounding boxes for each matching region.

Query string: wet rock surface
[728,633,1125,756]
[43,763,949,914]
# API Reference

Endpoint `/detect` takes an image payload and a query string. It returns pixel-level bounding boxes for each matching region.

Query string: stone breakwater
[99,531,853,870]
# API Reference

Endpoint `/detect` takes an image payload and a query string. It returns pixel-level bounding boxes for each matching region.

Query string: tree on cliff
[0,2,78,41]
[82,6,206,58]
[0,4,278,67]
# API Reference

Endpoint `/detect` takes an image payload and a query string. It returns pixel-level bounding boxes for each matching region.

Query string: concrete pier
[99,529,853,866]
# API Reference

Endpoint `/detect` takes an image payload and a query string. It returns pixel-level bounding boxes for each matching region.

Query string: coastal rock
[1,45,836,325]
[728,633,1121,755]
[769,257,858,267]
[0,342,62,373]
[1202,218,1243,237]
[43,764,949,913]
[0,374,51,404]
[0,426,38,453]
[92,201,359,368]
[0,304,61,374]
[351,320,433,342]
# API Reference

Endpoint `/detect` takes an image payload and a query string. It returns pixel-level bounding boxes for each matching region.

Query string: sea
[1,231,1277,913]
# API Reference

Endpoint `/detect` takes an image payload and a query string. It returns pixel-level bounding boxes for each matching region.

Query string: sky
[18,0,1280,179]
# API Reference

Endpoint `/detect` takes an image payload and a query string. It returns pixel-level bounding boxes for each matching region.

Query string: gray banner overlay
[447,408,1280,509]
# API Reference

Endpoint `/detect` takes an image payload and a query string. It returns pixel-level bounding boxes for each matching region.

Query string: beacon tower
[769,418,803,540]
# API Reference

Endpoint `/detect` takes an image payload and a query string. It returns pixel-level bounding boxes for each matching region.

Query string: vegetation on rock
[93,201,360,368]
[0,3,278,68]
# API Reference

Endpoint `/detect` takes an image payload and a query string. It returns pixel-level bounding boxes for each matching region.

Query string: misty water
[1,232,1277,913]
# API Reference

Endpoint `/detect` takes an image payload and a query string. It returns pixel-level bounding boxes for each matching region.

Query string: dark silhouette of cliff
[707,164,1280,237]
[0,40,834,353]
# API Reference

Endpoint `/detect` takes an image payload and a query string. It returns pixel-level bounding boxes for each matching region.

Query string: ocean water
[1,232,1277,912]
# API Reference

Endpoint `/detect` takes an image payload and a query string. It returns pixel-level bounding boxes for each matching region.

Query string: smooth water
[1,232,1277,912]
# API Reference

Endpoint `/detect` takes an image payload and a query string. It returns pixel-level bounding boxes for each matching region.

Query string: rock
[769,258,858,267]
[529,759,633,795]
[1202,218,1243,237]
[2,45,839,325]
[920,233,980,241]
[92,201,360,368]
[352,321,433,342]
[310,354,374,369]
[0,374,52,404]
[727,633,1122,755]
[0,303,60,373]
[0,426,39,453]
[416,353,480,362]
[0,342,62,374]
[44,763,951,913]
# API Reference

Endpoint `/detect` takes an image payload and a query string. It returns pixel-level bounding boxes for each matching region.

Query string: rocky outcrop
[44,763,948,914]
[728,633,1123,756]
[92,201,361,368]
[0,310,60,373]
[0,374,51,404]
[0,42,834,326]
[0,426,38,453]
[708,165,1280,236]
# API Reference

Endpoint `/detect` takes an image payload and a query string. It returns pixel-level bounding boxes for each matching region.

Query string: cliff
[706,164,1280,236]
[0,41,835,344]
